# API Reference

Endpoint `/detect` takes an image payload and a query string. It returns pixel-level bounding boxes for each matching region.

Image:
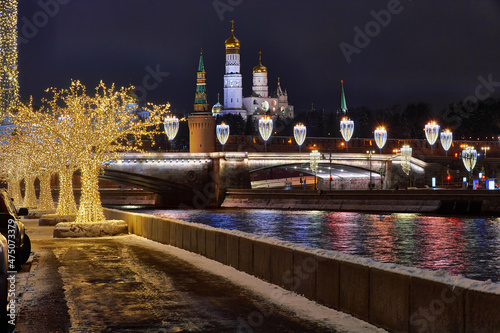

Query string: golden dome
[212,102,223,114]
[225,20,240,49]
[253,51,267,73]
[212,93,223,114]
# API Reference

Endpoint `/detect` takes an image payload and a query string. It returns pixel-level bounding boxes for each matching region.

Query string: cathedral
[216,21,294,120]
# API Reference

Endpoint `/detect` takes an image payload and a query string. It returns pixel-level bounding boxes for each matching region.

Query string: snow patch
[53,220,128,238]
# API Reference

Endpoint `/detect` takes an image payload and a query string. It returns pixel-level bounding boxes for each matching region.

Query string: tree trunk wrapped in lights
[38,170,55,210]
[55,167,77,216]
[77,163,105,223]
[7,172,22,205]
[11,80,169,223]
[22,174,37,208]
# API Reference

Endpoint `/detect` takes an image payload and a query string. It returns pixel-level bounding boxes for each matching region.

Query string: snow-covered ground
[125,234,387,333]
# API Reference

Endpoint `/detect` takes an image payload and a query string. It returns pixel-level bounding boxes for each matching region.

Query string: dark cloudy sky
[17,0,500,114]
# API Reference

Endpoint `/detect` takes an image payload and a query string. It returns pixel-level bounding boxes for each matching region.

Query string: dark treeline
[168,97,500,149]
[213,97,500,140]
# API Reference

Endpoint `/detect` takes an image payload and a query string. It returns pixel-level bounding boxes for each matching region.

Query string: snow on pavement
[123,234,386,333]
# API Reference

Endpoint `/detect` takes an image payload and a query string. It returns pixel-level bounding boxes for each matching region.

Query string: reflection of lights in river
[133,208,500,282]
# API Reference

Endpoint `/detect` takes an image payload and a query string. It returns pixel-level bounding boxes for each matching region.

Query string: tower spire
[198,49,204,72]
[194,50,209,112]
[340,80,348,113]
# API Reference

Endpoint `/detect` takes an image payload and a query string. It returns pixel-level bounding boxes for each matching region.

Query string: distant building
[218,21,294,120]
[188,51,215,153]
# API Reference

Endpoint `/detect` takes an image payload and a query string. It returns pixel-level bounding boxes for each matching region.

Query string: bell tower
[221,20,246,117]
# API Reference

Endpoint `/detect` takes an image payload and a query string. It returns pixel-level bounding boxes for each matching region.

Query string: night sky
[17,0,500,114]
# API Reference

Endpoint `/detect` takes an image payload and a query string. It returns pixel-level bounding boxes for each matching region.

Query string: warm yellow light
[10,80,169,223]
[0,0,19,121]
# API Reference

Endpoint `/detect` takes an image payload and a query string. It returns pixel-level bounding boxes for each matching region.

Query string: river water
[130,208,500,283]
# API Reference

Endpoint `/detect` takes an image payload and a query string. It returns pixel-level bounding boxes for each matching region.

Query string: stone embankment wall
[103,208,500,332]
[222,189,500,215]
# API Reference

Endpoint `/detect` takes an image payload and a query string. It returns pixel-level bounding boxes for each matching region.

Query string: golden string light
[0,0,19,122]
[11,80,170,223]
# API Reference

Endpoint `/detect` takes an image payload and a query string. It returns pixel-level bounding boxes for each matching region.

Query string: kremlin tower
[188,50,215,153]
[220,20,246,117]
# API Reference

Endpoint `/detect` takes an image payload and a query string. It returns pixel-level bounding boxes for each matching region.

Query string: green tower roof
[340,80,347,112]
[198,49,205,72]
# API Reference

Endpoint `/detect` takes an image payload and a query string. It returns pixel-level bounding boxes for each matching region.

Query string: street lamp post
[329,144,332,191]
[374,126,387,154]
[293,123,307,152]
[462,146,477,189]
[440,129,453,157]
[340,117,354,152]
[216,123,230,152]
[366,150,375,189]
[259,116,273,152]
[164,115,179,151]
[310,150,320,191]
[424,121,440,155]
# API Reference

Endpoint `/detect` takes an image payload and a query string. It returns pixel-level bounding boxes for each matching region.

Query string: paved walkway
[12,219,382,333]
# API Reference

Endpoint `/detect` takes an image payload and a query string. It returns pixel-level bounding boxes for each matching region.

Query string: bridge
[100,152,436,208]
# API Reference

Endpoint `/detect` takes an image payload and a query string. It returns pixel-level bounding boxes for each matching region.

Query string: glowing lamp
[164,115,179,141]
[440,129,453,152]
[293,123,307,152]
[425,121,440,146]
[401,145,412,175]
[259,116,273,151]
[374,126,387,151]
[310,150,321,189]
[216,123,230,151]
[340,117,354,143]
[462,147,477,172]
[309,150,320,174]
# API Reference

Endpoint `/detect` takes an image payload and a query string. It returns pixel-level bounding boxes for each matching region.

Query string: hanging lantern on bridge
[424,121,440,154]
[164,115,179,141]
[216,123,230,152]
[340,117,354,152]
[400,144,412,176]
[293,123,306,152]
[374,126,387,153]
[259,116,273,152]
[440,129,453,156]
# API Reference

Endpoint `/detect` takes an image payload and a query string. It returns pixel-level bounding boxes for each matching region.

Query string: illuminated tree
[13,80,169,223]
[0,131,23,204]
[0,125,42,209]
[0,0,19,122]
[13,100,78,215]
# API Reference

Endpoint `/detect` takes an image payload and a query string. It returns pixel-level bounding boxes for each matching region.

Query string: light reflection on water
[133,208,500,282]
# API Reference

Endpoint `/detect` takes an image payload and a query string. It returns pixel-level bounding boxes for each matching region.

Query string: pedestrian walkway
[13,219,384,332]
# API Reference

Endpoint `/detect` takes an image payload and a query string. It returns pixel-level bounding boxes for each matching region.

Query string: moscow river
[131,208,500,283]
